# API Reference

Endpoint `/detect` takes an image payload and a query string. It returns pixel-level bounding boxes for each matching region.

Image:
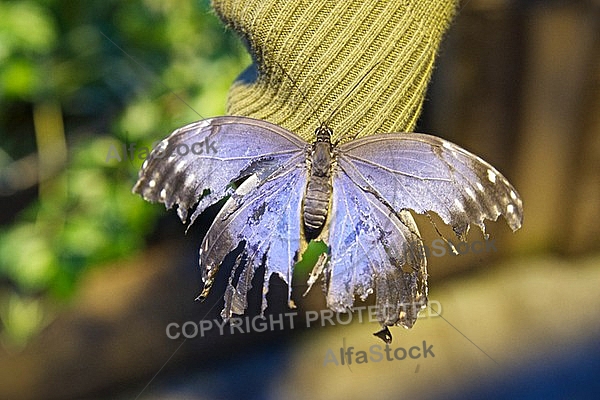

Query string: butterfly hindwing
[338,133,523,240]
[199,154,307,319]
[321,169,427,329]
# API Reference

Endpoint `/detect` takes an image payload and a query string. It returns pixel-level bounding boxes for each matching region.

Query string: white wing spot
[487,169,497,183]
[160,188,167,199]
[184,173,196,187]
[148,179,156,188]
[465,187,476,200]
[507,204,515,214]
[142,159,148,170]
[175,160,186,172]
[454,198,465,212]
[510,190,518,201]
[196,119,211,129]
[476,182,484,192]
[442,142,460,157]
[157,140,169,153]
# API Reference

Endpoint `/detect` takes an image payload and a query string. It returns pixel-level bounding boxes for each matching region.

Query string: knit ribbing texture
[212,0,458,142]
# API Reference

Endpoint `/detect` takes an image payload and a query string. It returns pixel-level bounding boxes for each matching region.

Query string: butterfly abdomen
[304,173,332,236]
[303,126,334,238]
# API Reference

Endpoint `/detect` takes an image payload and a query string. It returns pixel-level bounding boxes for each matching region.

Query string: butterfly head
[314,124,333,144]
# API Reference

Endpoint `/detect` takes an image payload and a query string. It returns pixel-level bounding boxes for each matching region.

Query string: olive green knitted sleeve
[211,0,458,142]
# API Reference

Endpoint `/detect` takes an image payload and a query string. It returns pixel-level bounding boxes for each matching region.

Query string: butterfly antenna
[324,61,382,129]
[273,61,325,128]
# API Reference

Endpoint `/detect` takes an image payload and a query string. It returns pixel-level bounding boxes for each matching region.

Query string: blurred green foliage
[0,0,249,345]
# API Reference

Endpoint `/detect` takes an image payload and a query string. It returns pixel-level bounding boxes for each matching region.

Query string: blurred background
[0,0,599,399]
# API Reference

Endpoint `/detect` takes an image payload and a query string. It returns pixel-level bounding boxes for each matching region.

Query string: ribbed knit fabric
[212,0,458,142]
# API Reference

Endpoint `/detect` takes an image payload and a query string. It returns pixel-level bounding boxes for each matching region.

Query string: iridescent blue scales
[133,116,523,342]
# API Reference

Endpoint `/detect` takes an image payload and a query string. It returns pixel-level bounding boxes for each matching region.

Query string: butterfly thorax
[303,125,334,239]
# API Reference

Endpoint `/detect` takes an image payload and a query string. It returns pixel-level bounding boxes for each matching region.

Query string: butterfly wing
[337,133,523,240]
[133,116,308,320]
[322,132,523,332]
[323,169,428,329]
[199,154,307,319]
[133,116,306,225]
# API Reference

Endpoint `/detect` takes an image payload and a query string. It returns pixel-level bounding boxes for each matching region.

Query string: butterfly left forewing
[133,116,310,320]
[133,116,306,225]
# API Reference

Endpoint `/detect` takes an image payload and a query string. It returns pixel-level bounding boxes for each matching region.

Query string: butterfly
[132,115,523,343]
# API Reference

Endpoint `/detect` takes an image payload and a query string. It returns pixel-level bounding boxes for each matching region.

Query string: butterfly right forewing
[337,133,523,240]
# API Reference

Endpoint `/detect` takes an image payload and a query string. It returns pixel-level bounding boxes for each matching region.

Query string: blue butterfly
[133,116,523,342]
